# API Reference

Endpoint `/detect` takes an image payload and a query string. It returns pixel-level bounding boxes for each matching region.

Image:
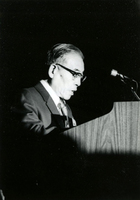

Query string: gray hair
[46,43,84,66]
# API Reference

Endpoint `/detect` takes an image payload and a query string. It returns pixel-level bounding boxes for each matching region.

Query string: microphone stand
[130,86,140,101]
[120,77,140,101]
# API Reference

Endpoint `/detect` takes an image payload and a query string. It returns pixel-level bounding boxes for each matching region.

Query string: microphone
[111,69,132,81]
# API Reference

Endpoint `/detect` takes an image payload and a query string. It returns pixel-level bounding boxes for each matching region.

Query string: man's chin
[63,94,72,100]
[63,97,71,100]
[61,91,75,100]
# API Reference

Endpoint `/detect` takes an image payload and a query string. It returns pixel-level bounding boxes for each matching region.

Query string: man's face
[52,52,85,100]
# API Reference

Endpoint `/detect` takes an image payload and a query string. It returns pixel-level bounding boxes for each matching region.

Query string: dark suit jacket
[13,82,75,136]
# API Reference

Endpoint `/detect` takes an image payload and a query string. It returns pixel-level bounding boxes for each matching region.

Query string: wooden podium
[64,102,140,154]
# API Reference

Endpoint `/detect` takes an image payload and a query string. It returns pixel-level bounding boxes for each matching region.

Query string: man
[14,43,86,136]
[4,43,86,199]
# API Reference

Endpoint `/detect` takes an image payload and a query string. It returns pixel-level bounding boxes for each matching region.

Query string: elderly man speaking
[14,43,86,135]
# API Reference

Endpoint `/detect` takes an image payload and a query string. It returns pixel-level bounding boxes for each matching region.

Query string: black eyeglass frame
[55,63,87,82]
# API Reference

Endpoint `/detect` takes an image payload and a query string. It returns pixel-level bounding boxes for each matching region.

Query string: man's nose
[75,77,81,87]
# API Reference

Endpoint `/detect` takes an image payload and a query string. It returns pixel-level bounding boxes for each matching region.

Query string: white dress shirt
[40,79,63,115]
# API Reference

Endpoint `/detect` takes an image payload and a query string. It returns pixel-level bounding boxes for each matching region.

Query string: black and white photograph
[0,0,140,199]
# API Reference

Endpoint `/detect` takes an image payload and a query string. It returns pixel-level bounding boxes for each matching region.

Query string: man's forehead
[63,53,84,71]
[63,52,82,60]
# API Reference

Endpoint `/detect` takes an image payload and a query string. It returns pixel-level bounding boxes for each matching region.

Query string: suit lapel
[34,82,65,128]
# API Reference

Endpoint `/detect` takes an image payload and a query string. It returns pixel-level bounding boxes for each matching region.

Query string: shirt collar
[40,79,60,107]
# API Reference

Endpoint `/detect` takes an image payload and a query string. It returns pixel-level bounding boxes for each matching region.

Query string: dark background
[0,0,140,124]
[0,1,140,199]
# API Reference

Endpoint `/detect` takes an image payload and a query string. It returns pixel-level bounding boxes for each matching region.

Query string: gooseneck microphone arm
[131,87,140,101]
[111,69,140,101]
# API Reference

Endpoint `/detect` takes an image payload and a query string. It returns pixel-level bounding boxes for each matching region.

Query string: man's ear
[48,64,57,78]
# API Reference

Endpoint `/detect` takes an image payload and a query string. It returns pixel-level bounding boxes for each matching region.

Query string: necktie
[58,100,69,128]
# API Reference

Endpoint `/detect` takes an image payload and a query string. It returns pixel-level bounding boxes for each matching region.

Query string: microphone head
[111,69,118,77]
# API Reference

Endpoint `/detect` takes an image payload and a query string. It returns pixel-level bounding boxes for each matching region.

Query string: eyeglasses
[56,63,87,82]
